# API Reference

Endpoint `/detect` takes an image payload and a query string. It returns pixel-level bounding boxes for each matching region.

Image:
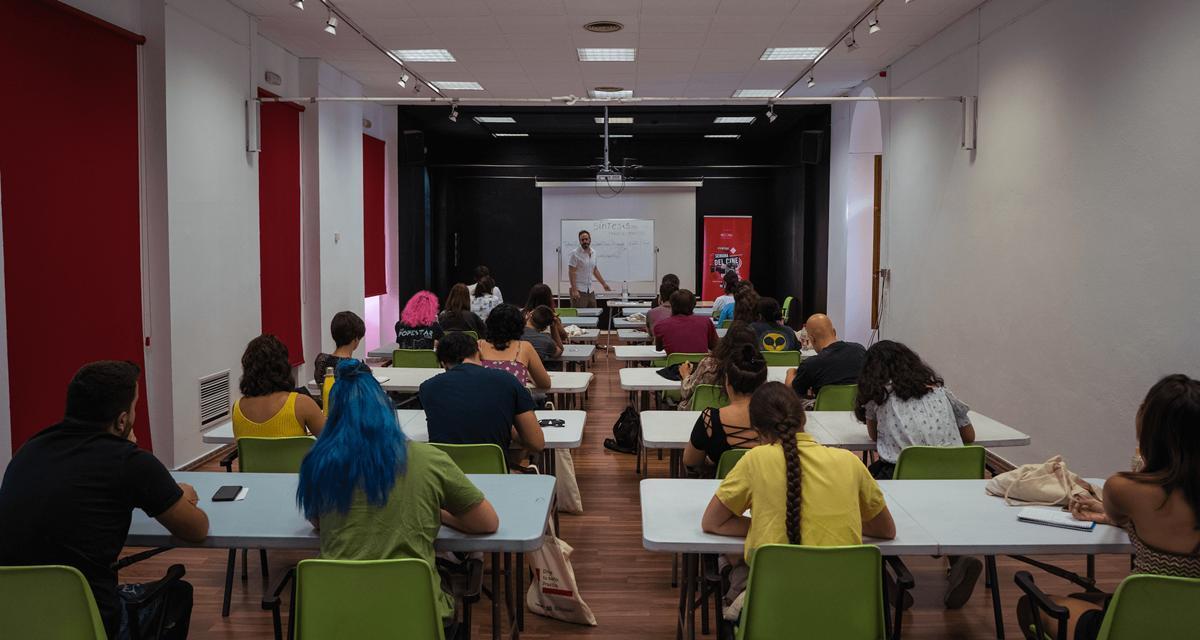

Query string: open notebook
[1017,507,1096,531]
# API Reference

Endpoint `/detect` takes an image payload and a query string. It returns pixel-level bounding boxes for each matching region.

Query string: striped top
[1128,523,1200,578]
[232,392,306,439]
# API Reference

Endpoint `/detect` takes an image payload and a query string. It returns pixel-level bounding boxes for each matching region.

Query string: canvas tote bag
[525,521,597,626]
[985,455,1099,506]
[555,449,584,514]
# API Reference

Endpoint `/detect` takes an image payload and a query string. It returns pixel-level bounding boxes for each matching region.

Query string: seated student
[233,334,325,438]
[853,339,979,608]
[438,283,487,338]
[395,290,444,350]
[315,311,366,385]
[0,361,210,640]
[467,264,503,301]
[470,275,502,320]
[477,303,552,390]
[646,281,678,336]
[785,313,866,400]
[661,273,681,289]
[680,325,759,410]
[701,382,896,607]
[297,360,499,639]
[522,283,568,343]
[712,270,739,317]
[523,305,564,364]
[684,346,768,472]
[715,280,755,326]
[1017,374,1200,639]
[751,297,800,353]
[653,289,719,355]
[420,332,545,454]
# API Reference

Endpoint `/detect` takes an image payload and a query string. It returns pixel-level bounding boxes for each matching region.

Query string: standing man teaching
[568,229,611,308]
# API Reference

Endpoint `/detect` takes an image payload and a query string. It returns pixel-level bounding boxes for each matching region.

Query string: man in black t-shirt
[786,314,867,399]
[0,361,209,639]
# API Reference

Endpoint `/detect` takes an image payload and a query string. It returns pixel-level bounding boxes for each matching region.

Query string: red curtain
[258,90,305,365]
[363,134,387,297]
[0,1,151,450]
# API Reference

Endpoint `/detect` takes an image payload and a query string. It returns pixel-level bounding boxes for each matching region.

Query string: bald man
[785,314,867,399]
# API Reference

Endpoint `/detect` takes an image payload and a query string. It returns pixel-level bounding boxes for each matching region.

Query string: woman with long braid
[702,382,898,611]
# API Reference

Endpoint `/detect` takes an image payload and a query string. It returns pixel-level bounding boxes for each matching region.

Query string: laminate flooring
[119,343,1132,639]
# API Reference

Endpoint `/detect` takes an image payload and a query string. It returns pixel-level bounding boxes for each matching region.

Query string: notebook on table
[1017,507,1096,531]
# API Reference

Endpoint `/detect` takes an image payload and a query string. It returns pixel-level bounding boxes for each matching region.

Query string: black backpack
[603,405,641,455]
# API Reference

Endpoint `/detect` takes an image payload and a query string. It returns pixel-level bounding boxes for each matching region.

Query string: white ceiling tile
[423,17,504,35]
[453,48,520,63]
[716,0,799,16]
[789,0,862,17]
[641,0,720,16]
[483,0,565,16]
[636,81,688,96]
[406,0,493,18]
[637,62,697,75]
[511,48,576,63]
[709,15,787,33]
[334,0,421,18]
[563,0,643,15]
[572,32,641,48]
[637,48,702,63]
[494,15,570,34]
[437,33,513,49]
[638,15,712,33]
[638,32,708,49]
[508,33,573,48]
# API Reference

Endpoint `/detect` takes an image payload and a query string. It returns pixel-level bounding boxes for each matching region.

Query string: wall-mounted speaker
[800,130,825,164]
[400,130,426,165]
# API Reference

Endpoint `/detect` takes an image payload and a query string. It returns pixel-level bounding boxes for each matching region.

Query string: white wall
[539,187,698,294]
[876,0,1200,475]
[362,102,401,352]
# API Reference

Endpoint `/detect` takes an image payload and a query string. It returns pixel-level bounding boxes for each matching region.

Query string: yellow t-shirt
[715,432,887,562]
[232,392,307,439]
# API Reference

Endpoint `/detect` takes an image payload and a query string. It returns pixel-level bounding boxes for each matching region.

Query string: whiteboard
[559,219,656,287]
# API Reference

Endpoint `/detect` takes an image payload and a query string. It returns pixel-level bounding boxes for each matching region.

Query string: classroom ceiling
[231,0,983,100]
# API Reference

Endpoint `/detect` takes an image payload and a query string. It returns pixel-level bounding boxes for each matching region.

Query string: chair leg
[222,548,236,617]
[260,549,270,582]
[241,548,249,580]
[986,555,1005,639]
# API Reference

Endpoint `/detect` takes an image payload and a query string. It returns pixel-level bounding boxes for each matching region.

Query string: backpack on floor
[603,406,641,455]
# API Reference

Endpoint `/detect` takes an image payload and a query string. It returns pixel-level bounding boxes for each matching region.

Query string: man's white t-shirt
[568,247,597,292]
[466,283,503,302]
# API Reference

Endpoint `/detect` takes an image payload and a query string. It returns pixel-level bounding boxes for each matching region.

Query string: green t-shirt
[317,441,486,622]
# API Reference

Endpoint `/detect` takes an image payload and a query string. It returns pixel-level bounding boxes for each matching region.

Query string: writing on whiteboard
[560,219,656,284]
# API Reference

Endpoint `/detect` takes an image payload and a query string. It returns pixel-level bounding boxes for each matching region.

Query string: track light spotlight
[324,13,338,35]
[868,13,880,34]
[448,102,459,123]
[846,30,859,51]
[290,0,304,9]
[807,76,816,88]
[398,73,410,88]
[766,102,778,124]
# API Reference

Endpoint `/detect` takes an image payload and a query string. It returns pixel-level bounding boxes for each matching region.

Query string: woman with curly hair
[683,344,768,472]
[477,303,551,390]
[702,382,895,611]
[853,340,976,480]
[395,290,444,349]
[679,324,758,410]
[232,334,325,438]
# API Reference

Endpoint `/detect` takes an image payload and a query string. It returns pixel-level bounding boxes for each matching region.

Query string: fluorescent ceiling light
[589,89,633,99]
[714,116,756,124]
[601,134,633,138]
[474,116,515,124]
[760,47,824,61]
[595,116,634,124]
[493,133,528,137]
[433,81,483,91]
[390,49,456,62]
[705,134,741,139]
[732,89,779,98]
[578,48,636,62]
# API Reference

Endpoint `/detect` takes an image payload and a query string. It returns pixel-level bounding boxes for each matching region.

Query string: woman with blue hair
[297,359,499,634]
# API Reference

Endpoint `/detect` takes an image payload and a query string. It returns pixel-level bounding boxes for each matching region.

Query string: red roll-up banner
[701,216,753,302]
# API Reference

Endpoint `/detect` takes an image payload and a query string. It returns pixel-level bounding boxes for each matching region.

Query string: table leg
[503,552,514,632]
[492,552,501,640]
[685,553,697,640]
[986,555,1004,639]
[1086,554,1095,583]
[517,553,525,631]
[676,553,689,640]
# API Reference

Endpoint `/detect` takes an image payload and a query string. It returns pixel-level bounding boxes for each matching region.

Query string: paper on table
[1017,507,1095,531]
[234,487,249,501]
[374,376,390,384]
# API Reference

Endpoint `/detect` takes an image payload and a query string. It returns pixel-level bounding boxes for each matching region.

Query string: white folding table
[809,410,1032,451]
[550,343,595,371]
[558,316,599,328]
[617,329,651,343]
[565,328,599,343]
[613,345,665,362]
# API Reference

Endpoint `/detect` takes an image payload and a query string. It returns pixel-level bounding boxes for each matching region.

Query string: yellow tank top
[232,392,306,439]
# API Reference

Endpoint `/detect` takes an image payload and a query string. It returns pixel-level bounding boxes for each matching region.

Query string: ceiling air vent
[584,21,624,33]
[199,370,231,427]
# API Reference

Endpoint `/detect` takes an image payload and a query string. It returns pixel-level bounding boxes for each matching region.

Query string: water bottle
[321,367,335,416]
[621,280,629,301]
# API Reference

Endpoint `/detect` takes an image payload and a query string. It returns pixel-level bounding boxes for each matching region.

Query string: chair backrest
[692,384,730,412]
[556,308,579,317]
[893,445,986,480]
[737,545,885,640]
[781,296,794,323]
[665,352,708,367]
[237,436,316,473]
[393,349,440,368]
[430,443,508,474]
[1097,574,1200,640]
[718,319,732,329]
[716,448,749,480]
[813,384,858,411]
[0,565,107,639]
[295,559,445,640]
[760,350,801,367]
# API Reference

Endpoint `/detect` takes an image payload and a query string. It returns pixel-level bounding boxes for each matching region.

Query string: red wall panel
[0,1,150,450]
[258,94,304,365]
[363,134,387,297]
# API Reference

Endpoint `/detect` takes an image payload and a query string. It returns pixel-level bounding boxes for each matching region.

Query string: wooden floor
[119,344,1132,639]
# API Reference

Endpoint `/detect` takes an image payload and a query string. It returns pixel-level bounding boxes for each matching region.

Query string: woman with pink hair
[395,290,444,349]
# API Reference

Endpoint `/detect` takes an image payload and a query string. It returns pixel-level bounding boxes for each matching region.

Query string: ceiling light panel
[595,117,634,124]
[760,47,824,61]
[714,116,756,124]
[732,89,780,98]
[391,49,456,62]
[493,133,528,137]
[433,81,483,91]
[601,134,633,138]
[474,116,516,124]
[589,89,633,99]
[705,134,741,139]
[578,48,637,62]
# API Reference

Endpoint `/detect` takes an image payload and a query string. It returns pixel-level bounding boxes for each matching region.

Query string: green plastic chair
[0,565,106,639]
[737,545,886,640]
[718,319,732,329]
[237,436,316,473]
[893,445,986,480]
[1096,574,1200,639]
[393,349,440,368]
[692,384,729,412]
[666,352,708,367]
[430,442,508,474]
[760,350,801,367]
[716,448,749,479]
[813,383,858,411]
[556,307,579,317]
[781,296,794,323]
[294,559,446,640]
